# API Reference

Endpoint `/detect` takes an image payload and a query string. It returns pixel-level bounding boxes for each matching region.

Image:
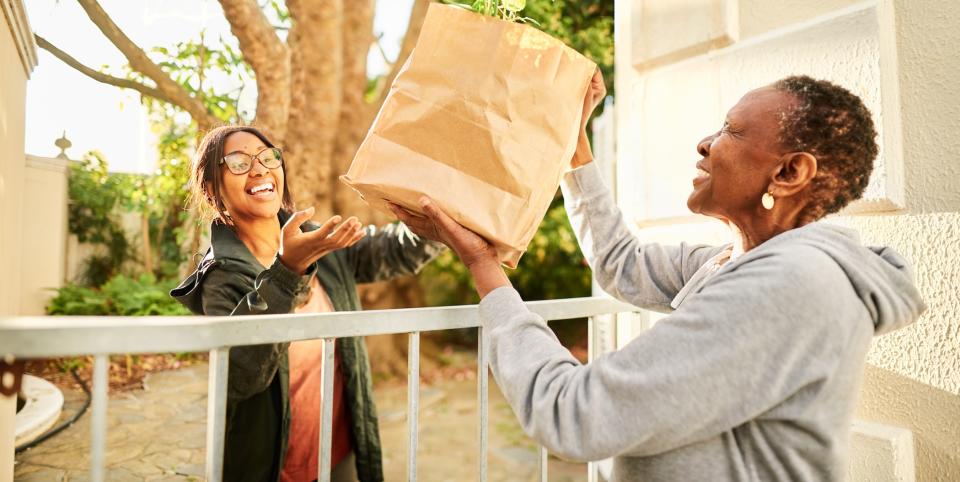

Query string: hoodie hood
[780,223,927,335]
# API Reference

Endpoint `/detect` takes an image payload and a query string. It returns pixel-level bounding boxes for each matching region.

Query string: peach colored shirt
[280,276,353,482]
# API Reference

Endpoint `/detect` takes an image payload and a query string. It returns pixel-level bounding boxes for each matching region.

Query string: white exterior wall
[19,156,69,316]
[0,1,36,479]
[614,0,959,480]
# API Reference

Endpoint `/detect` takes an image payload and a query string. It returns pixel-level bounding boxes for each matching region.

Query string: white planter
[14,374,63,448]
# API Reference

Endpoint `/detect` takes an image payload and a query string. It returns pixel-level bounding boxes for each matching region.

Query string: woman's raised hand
[278,207,365,274]
[581,68,607,130]
[571,68,607,169]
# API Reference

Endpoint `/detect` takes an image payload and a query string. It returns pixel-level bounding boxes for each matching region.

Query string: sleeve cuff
[265,257,311,294]
[478,286,531,328]
[561,162,609,203]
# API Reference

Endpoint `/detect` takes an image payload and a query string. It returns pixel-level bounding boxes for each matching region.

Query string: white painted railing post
[477,326,488,482]
[538,446,549,482]
[206,347,230,482]
[90,354,108,482]
[318,338,336,482]
[407,332,421,481]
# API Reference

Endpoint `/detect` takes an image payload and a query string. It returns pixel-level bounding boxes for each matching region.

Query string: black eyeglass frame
[219,147,284,175]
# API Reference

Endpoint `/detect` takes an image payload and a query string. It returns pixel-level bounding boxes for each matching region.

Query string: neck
[728,203,809,253]
[231,215,282,264]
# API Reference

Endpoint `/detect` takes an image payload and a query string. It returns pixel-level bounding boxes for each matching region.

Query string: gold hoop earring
[762,192,775,210]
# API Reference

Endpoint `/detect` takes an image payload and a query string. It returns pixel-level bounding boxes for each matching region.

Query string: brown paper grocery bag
[341,3,597,268]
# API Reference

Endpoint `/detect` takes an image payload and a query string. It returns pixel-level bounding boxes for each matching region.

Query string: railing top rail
[0,296,636,358]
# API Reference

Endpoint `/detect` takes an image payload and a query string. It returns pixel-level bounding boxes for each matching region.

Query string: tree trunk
[284,0,344,220]
[220,0,291,141]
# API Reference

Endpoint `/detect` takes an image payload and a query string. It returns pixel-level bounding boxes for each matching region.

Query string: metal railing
[0,296,637,481]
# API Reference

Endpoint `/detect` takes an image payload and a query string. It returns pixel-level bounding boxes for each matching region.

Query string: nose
[696,133,716,157]
[249,158,269,176]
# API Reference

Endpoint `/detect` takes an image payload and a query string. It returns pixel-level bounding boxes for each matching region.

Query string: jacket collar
[208,210,295,275]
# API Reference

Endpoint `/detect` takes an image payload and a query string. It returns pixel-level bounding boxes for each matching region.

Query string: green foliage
[66,147,191,283]
[507,195,593,301]
[524,0,615,99]
[461,0,535,22]
[441,0,614,98]
[67,151,131,285]
[420,192,592,305]
[133,31,254,124]
[46,274,190,317]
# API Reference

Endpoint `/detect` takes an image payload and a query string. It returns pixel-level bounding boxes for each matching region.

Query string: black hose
[15,368,91,454]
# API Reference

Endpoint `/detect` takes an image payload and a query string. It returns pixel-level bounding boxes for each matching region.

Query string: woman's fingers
[314,214,343,239]
[282,207,316,237]
[592,68,606,98]
[345,229,366,247]
[389,203,436,239]
[329,217,361,245]
[418,196,497,267]
[419,197,462,236]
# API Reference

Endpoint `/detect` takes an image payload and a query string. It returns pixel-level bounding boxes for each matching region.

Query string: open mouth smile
[245,181,276,198]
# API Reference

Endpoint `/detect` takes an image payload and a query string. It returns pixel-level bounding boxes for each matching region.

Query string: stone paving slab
[14,364,588,481]
[15,366,207,481]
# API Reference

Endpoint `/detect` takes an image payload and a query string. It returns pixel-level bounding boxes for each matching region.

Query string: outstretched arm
[562,163,724,311]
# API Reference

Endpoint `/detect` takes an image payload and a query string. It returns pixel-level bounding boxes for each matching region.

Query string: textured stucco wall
[839,1,960,478]
[0,6,27,316]
[737,0,860,39]
[616,0,960,480]
[833,212,960,477]
[889,0,960,213]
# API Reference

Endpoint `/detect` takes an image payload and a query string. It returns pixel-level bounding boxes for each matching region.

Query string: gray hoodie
[478,163,926,481]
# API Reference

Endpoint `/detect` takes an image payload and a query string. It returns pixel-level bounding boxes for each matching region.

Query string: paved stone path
[14,364,587,481]
[15,367,208,481]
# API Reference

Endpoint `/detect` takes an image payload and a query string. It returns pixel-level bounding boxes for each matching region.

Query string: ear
[769,151,817,197]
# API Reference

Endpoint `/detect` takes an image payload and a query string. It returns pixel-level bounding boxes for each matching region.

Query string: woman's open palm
[279,208,365,274]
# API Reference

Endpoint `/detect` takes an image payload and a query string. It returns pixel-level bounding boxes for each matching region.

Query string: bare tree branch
[75,0,218,129]
[372,0,431,110]
[218,0,291,141]
[35,34,175,105]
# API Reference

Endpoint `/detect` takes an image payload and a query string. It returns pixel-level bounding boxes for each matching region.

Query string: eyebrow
[224,146,268,156]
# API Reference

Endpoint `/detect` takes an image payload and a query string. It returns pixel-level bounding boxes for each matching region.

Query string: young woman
[171,125,444,482]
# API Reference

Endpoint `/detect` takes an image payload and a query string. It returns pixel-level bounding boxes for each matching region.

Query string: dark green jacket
[171,211,444,482]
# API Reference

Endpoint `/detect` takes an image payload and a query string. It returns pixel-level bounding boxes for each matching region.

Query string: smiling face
[218,131,285,222]
[687,87,797,222]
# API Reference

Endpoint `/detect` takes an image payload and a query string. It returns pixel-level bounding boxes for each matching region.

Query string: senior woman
[390,72,926,481]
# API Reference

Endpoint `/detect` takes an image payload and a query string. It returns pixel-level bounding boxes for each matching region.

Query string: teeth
[697,168,710,177]
[249,183,274,194]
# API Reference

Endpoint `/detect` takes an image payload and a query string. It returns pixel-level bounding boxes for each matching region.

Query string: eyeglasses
[220,147,283,175]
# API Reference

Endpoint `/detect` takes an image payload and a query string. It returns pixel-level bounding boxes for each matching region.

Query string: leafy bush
[47,274,190,317]
[67,152,131,285]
